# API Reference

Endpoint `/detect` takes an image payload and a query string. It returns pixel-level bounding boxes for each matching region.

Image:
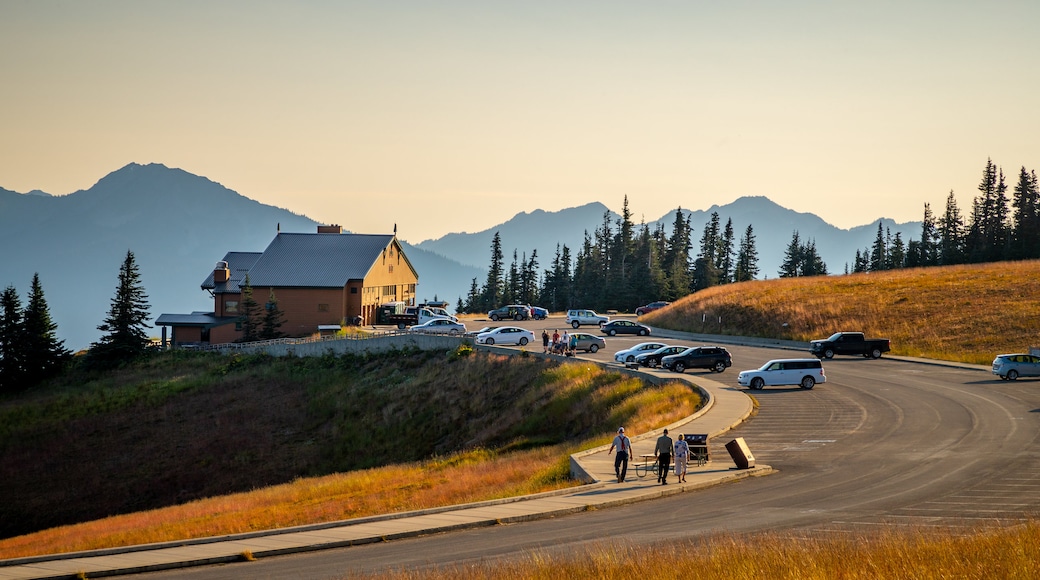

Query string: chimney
[213,261,230,283]
[317,224,343,234]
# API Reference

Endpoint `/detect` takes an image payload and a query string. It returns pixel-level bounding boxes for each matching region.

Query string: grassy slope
[0,347,699,554]
[644,261,1040,364]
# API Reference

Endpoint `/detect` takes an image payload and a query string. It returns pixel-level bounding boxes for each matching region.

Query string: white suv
[565,309,609,328]
[738,358,826,390]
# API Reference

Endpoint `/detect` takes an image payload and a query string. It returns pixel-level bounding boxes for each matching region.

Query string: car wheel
[490,315,499,321]
[871,348,882,359]
[1007,369,1019,380]
[638,329,648,336]
[626,355,635,362]
[449,329,459,335]
[589,344,599,353]
[648,359,658,368]
[750,377,764,390]
[485,338,495,345]
[674,362,686,373]
[519,337,529,346]
[397,323,406,330]
[713,360,726,373]
[824,349,834,359]
[800,376,816,389]
[571,321,580,329]
[514,314,523,321]
[608,329,617,336]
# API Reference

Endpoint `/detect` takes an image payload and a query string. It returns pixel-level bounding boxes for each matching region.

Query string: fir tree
[237,274,261,342]
[779,231,803,277]
[91,251,151,365]
[480,232,505,311]
[1011,167,1040,259]
[259,288,286,340]
[938,190,965,265]
[0,285,26,392]
[733,224,759,282]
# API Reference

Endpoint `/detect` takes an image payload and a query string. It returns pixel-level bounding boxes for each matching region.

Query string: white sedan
[409,318,467,335]
[613,342,668,364]
[475,326,536,346]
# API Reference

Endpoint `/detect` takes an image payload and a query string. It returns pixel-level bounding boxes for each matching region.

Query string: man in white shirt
[608,427,632,483]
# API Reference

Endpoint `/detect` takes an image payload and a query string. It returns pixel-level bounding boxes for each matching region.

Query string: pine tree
[663,209,692,299]
[91,251,151,365]
[869,221,887,271]
[237,274,261,342]
[694,212,721,290]
[779,231,803,277]
[480,232,505,311]
[22,273,71,382]
[259,288,286,340]
[733,224,759,282]
[1011,167,1040,259]
[0,285,26,392]
[717,218,736,284]
[938,190,965,265]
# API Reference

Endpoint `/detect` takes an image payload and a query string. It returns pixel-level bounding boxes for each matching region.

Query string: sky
[3,1,1040,243]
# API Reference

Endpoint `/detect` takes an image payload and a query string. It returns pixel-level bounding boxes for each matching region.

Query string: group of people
[608,427,691,484]
[541,329,576,356]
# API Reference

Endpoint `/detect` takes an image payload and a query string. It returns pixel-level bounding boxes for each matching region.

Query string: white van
[737,358,826,390]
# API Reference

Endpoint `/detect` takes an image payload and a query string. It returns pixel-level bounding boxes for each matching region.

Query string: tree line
[0,250,155,392]
[849,159,1040,272]
[459,197,765,315]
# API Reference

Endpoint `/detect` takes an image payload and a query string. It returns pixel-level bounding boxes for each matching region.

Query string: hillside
[644,261,1040,365]
[0,347,695,541]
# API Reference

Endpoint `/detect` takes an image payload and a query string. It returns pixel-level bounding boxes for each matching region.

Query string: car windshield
[826,332,844,341]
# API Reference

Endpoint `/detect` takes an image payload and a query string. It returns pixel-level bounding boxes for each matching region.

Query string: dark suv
[661,346,732,374]
[487,305,530,321]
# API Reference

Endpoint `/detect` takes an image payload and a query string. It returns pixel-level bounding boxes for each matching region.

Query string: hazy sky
[3,1,1039,243]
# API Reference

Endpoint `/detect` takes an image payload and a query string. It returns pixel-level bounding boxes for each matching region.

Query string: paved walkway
[0,370,767,580]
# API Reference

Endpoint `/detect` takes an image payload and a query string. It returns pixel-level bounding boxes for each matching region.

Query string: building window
[351,287,358,294]
[226,300,239,313]
[318,303,330,312]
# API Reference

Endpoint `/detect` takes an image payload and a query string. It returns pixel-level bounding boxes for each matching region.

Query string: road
[134,318,1040,579]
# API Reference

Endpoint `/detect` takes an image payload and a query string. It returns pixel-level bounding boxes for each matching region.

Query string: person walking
[654,428,674,484]
[608,427,632,483]
[674,433,690,483]
[561,331,570,356]
[568,331,578,356]
[541,329,550,354]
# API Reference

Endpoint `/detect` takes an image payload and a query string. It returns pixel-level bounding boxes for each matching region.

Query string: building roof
[200,252,263,293]
[244,233,414,288]
[155,312,238,328]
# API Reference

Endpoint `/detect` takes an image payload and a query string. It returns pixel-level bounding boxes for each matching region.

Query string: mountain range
[1,163,921,351]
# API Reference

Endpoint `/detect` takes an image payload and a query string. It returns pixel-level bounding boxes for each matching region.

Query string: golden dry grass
[363,521,1040,579]
[645,261,1040,364]
[0,369,698,559]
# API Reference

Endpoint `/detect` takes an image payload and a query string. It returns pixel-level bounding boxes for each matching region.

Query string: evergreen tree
[888,232,906,269]
[663,209,692,299]
[0,285,26,392]
[779,231,803,277]
[869,221,887,271]
[1011,167,1040,259]
[91,251,151,365]
[259,288,286,340]
[718,218,736,284]
[733,224,759,282]
[938,190,965,265]
[480,232,505,310]
[694,212,721,290]
[237,274,261,342]
[919,202,938,266]
[463,278,480,314]
[22,273,71,382]
[800,239,827,276]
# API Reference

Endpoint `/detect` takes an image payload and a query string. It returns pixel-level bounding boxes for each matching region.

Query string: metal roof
[245,233,401,288]
[200,252,263,293]
[155,312,238,328]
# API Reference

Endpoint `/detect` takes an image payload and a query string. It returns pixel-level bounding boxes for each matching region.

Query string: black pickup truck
[810,332,891,359]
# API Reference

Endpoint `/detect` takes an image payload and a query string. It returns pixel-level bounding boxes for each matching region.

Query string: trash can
[725,437,755,469]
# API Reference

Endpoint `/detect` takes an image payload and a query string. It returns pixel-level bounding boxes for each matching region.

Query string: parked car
[661,346,732,373]
[992,353,1040,380]
[635,301,670,316]
[570,332,606,353]
[409,318,466,335]
[614,342,668,364]
[487,305,531,321]
[475,326,536,346]
[810,332,890,359]
[528,305,549,320]
[566,309,610,328]
[465,325,496,337]
[600,320,652,336]
[738,358,826,390]
[634,345,688,368]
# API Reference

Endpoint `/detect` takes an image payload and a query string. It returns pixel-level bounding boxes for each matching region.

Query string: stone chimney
[213,261,230,283]
[317,224,343,234]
